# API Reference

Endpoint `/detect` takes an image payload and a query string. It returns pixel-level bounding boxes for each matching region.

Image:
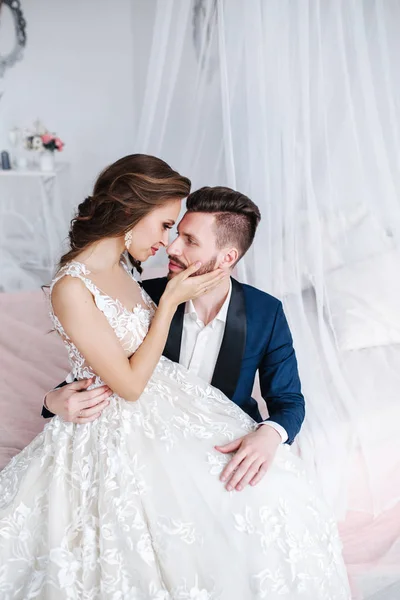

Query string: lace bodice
[49,259,156,382]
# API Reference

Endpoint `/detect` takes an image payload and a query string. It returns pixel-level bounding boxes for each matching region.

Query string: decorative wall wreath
[0,0,27,79]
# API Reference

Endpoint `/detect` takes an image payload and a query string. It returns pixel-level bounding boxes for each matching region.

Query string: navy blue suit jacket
[43,275,305,444]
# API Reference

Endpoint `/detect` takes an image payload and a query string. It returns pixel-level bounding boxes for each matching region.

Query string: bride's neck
[76,238,125,273]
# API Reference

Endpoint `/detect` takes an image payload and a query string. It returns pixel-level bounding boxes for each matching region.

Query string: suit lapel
[163,302,185,363]
[211,278,247,399]
[141,277,167,305]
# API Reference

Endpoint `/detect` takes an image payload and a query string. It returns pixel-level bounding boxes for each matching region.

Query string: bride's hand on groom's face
[161,262,229,308]
[45,378,113,424]
[215,426,281,492]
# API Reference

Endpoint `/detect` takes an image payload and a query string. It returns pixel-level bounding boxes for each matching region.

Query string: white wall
[0,0,136,209]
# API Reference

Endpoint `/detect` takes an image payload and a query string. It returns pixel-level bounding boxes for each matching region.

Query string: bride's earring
[124,230,133,250]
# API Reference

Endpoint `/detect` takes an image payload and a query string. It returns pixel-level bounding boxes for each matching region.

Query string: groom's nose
[167,237,181,256]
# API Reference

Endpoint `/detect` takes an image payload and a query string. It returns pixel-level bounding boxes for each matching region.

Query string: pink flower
[55,137,64,151]
[41,133,54,144]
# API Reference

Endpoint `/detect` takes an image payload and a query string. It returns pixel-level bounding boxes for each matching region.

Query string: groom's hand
[215,426,281,492]
[45,378,112,424]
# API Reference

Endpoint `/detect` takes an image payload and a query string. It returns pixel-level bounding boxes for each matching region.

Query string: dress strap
[50,261,99,298]
[49,261,101,343]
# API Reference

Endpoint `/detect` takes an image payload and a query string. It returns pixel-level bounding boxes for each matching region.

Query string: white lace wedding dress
[0,261,351,600]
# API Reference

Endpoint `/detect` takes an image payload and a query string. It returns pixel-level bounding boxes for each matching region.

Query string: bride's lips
[150,246,158,256]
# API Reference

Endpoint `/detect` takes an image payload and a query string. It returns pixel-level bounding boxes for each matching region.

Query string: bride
[0,154,351,599]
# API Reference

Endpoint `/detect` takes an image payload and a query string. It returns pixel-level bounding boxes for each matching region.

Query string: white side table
[0,163,72,292]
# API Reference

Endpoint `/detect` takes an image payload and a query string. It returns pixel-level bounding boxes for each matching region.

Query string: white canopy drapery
[131,2,400,596]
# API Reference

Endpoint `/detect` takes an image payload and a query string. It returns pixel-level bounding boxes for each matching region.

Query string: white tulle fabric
[132,0,400,516]
[0,261,350,599]
[130,12,400,599]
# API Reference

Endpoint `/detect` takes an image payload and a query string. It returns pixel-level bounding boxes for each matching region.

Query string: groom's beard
[167,255,218,279]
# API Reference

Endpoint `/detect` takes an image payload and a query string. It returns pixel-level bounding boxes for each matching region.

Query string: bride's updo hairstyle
[59,154,191,273]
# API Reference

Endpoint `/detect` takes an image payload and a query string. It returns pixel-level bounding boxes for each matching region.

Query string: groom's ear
[219,247,239,269]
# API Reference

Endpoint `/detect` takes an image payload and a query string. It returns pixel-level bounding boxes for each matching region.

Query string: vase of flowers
[24,122,65,172]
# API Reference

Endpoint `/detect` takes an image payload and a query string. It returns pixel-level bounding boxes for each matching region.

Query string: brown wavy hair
[59,154,191,273]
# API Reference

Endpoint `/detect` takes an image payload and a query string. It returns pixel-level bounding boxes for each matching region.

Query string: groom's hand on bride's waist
[44,378,112,424]
[215,426,281,492]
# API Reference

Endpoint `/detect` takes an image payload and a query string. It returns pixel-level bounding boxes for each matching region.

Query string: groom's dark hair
[186,186,261,262]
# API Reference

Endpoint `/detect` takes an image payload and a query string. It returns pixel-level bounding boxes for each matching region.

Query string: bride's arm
[52,266,227,403]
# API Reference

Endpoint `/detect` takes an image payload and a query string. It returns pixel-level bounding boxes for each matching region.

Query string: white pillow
[325,250,400,351]
[280,204,394,296]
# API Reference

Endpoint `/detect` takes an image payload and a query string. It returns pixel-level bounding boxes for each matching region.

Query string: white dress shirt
[179,281,288,443]
[179,282,233,384]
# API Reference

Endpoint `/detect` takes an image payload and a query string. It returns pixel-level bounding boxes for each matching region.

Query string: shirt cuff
[259,420,288,444]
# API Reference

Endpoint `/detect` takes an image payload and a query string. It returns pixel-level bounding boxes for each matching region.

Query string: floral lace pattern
[0,261,351,599]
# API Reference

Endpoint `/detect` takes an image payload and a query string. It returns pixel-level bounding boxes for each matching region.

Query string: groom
[43,186,305,492]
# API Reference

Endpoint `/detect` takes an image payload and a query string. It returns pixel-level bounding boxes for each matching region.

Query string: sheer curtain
[132,1,400,596]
